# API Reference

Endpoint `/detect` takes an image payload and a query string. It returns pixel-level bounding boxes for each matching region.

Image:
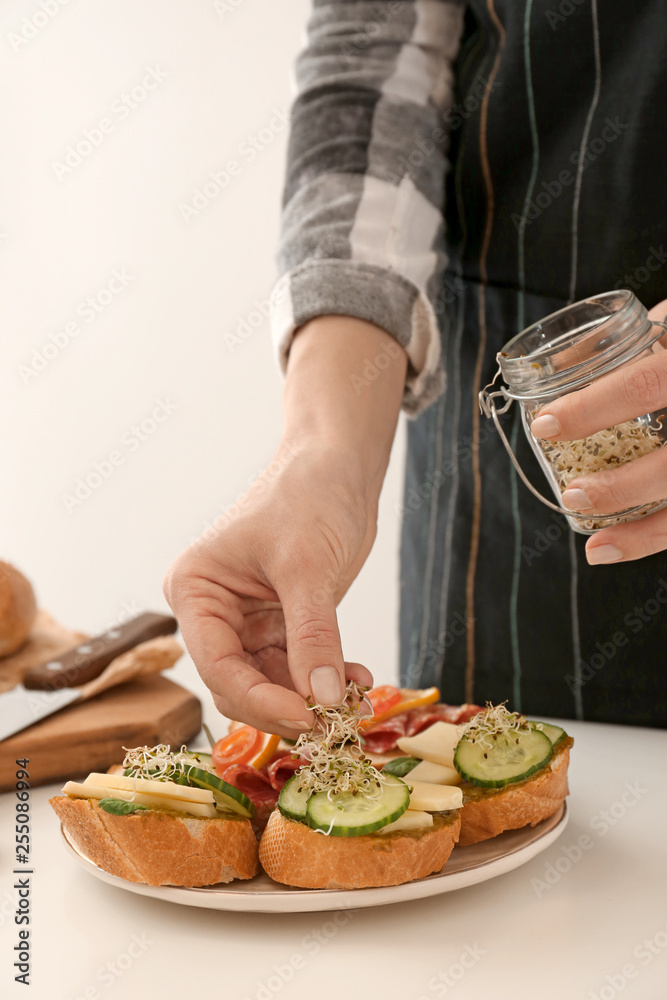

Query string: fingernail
[531,414,561,438]
[587,544,623,565]
[276,718,311,730]
[561,488,593,511]
[309,665,343,706]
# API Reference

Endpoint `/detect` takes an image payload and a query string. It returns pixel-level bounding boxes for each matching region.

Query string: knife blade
[0,611,177,741]
[0,685,82,741]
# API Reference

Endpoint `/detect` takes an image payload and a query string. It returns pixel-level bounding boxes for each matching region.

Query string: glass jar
[479,290,667,534]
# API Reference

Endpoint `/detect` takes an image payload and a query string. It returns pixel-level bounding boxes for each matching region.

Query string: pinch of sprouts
[290,680,387,802]
[461,701,530,751]
[121,744,216,782]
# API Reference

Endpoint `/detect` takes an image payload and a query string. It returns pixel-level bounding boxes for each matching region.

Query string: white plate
[61,802,567,913]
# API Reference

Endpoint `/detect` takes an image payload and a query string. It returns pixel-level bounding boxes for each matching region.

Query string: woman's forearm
[282,316,408,510]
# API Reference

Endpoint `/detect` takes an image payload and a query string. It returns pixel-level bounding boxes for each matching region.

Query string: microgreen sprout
[532,411,664,529]
[291,680,386,803]
[461,702,530,750]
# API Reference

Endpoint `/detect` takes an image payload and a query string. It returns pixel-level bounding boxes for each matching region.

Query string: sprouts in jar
[479,291,667,534]
[530,410,665,531]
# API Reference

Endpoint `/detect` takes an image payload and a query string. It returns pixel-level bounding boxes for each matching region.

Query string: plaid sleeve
[270,0,465,415]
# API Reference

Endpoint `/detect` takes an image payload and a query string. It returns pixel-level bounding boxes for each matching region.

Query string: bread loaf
[259,810,461,889]
[458,740,571,846]
[51,795,259,886]
[0,562,37,658]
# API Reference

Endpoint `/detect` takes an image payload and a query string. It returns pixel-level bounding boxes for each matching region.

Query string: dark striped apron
[399,0,667,726]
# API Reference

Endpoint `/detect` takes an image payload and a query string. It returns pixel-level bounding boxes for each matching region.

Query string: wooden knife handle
[22,612,178,690]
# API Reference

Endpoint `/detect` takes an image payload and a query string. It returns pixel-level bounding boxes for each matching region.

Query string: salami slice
[266,753,303,791]
[405,702,483,736]
[453,703,484,724]
[360,715,408,754]
[220,764,279,816]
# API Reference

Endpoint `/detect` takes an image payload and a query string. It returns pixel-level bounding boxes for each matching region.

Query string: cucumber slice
[305,774,409,837]
[185,750,213,764]
[98,798,148,815]
[454,728,552,788]
[278,774,311,821]
[382,757,421,778]
[180,765,255,818]
[529,721,567,746]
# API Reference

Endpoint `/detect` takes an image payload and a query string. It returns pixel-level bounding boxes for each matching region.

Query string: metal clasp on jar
[478,375,596,523]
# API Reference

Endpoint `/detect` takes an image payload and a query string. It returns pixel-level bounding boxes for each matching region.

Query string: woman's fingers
[240,612,374,700]
[531,350,667,441]
[168,594,315,737]
[164,560,312,733]
[528,317,667,556]
[250,651,375,721]
[646,298,667,333]
[562,447,667,515]
[165,552,375,734]
[585,503,667,564]
[279,575,347,707]
[250,645,292,689]
[239,608,286,653]
[344,660,374,689]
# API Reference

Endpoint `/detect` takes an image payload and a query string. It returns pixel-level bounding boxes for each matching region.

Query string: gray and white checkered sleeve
[270,0,465,415]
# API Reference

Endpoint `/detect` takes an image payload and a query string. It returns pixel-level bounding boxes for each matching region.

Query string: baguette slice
[50,795,259,886]
[259,810,461,889]
[458,740,571,847]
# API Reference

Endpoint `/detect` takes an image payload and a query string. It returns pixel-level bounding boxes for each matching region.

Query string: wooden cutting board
[0,674,202,792]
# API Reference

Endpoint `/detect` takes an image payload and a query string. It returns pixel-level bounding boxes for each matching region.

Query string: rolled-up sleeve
[270,0,465,415]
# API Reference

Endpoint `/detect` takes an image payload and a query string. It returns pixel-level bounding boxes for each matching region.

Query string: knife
[0,612,178,741]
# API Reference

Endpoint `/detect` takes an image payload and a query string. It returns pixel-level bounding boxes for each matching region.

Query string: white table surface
[2,712,666,1000]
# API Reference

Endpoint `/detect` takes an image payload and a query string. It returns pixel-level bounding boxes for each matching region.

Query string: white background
[2,8,667,1000]
[0,0,407,699]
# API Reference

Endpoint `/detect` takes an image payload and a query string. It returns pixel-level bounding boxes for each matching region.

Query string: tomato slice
[365,685,402,721]
[212,726,263,774]
[359,686,442,731]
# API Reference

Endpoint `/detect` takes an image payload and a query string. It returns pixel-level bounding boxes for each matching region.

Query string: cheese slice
[396,721,465,767]
[407,780,463,812]
[62,781,218,818]
[377,810,434,835]
[84,772,214,804]
[407,759,461,786]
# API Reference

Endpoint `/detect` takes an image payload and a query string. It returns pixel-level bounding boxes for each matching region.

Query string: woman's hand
[164,315,407,737]
[163,442,376,738]
[531,298,667,564]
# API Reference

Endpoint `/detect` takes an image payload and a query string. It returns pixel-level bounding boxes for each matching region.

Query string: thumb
[647,297,667,322]
[280,579,346,707]
[648,298,667,346]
